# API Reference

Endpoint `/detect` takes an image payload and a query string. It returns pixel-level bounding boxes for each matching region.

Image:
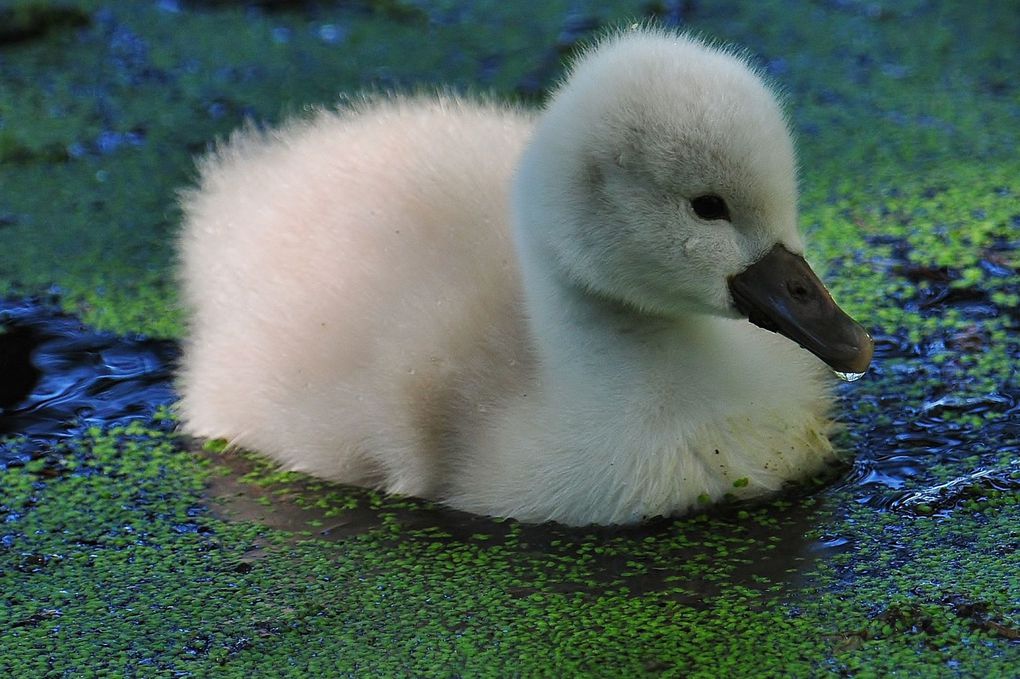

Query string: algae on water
[1,0,1018,674]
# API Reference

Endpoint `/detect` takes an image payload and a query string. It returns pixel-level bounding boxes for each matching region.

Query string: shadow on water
[2,278,1018,598]
[196,435,841,601]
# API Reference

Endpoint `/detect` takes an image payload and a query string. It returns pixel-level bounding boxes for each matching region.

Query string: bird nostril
[787,280,810,300]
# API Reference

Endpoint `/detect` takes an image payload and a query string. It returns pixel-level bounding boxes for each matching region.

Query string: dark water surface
[0,297,179,466]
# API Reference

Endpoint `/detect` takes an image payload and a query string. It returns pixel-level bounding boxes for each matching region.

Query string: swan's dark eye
[690,195,731,222]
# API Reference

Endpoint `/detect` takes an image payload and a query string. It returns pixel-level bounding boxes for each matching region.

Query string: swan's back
[178,98,535,495]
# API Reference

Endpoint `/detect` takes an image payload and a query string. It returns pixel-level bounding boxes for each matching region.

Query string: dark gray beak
[727,244,874,375]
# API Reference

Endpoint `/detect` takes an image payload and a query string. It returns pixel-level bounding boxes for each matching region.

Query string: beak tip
[830,329,875,375]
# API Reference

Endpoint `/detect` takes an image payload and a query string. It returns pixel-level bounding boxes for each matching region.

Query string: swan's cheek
[681,236,707,258]
[676,235,741,308]
[680,235,740,271]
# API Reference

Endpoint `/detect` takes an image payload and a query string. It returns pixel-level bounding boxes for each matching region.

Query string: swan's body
[177,30,871,525]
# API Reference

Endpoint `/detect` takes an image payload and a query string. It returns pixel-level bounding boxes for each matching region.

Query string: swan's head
[513,29,872,375]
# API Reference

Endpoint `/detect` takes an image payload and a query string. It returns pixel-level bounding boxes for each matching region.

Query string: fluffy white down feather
[177,29,838,526]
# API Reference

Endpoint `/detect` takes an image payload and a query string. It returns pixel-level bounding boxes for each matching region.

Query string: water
[1,287,1017,596]
[835,370,865,382]
[0,297,178,466]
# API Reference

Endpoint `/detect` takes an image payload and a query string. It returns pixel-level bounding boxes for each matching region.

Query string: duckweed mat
[2,0,1018,675]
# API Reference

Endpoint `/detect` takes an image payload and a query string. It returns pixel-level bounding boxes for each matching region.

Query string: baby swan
[177,29,873,526]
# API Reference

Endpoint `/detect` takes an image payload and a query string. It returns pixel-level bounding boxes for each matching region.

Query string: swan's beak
[727,244,874,375]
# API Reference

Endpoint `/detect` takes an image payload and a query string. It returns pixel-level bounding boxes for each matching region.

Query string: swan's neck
[520,248,722,401]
